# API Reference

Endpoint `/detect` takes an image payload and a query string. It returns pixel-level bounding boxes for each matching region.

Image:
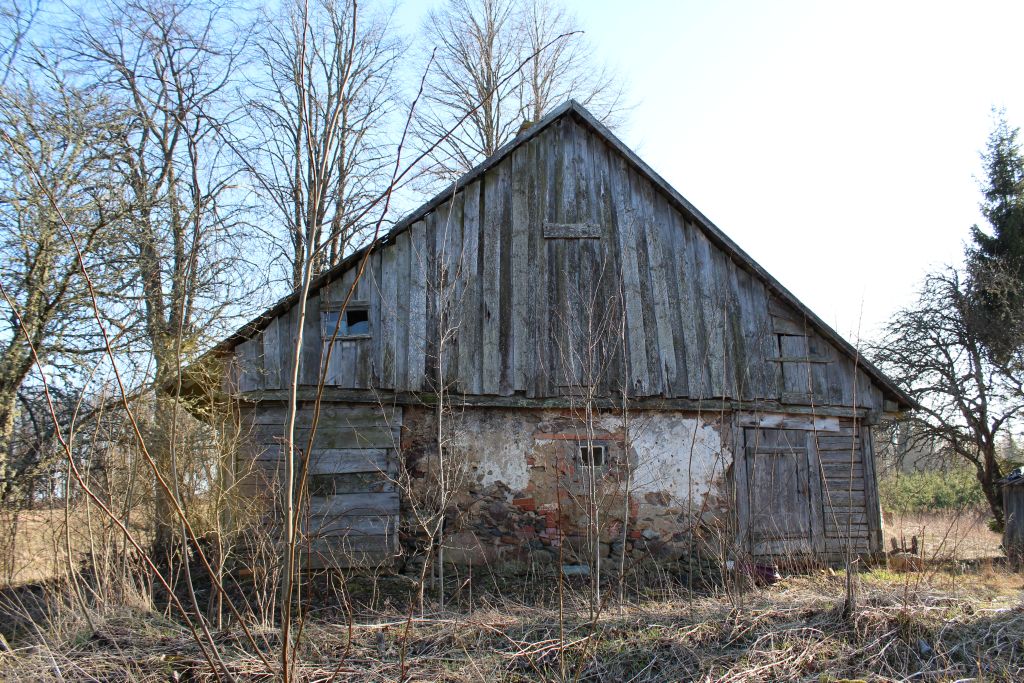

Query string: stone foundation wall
[397,405,735,572]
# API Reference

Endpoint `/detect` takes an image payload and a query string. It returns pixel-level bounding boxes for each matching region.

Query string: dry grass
[1,566,1022,682]
[0,506,150,588]
[884,509,1002,561]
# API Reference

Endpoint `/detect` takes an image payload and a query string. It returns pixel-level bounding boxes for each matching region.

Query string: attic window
[580,444,605,468]
[321,302,370,340]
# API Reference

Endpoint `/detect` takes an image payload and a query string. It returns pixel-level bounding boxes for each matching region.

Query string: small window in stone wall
[580,444,606,468]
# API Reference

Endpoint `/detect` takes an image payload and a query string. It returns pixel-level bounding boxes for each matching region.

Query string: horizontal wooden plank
[822,491,866,506]
[543,221,602,238]
[306,449,392,475]
[302,536,398,570]
[308,471,395,496]
[248,426,399,449]
[304,514,397,537]
[814,436,862,450]
[818,451,864,464]
[308,492,399,517]
[242,404,402,427]
[825,527,869,538]
[737,413,840,432]
[824,513,869,525]
[747,446,808,455]
[820,464,865,478]
[823,478,865,491]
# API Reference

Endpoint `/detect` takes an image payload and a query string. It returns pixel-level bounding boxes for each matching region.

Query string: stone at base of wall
[401,529,726,587]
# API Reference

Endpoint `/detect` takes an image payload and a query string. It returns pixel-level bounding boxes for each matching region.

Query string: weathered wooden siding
[233,403,401,567]
[228,113,885,412]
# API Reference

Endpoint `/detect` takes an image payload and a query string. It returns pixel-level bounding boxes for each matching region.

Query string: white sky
[395,0,1024,343]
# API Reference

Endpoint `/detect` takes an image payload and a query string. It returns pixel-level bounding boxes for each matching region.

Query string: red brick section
[512,497,536,512]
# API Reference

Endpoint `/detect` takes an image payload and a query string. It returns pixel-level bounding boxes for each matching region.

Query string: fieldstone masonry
[398,405,735,574]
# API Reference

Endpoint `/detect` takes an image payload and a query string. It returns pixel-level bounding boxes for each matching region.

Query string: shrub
[879,468,985,514]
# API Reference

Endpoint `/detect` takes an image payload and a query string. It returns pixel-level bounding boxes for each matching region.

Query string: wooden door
[736,427,825,558]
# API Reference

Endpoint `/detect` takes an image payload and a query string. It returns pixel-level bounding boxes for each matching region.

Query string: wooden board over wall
[233,402,402,568]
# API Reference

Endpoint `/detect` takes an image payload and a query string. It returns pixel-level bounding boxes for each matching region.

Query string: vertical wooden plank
[326,272,349,388]
[528,135,548,397]
[279,303,298,390]
[711,248,739,399]
[237,338,261,392]
[394,230,411,390]
[860,423,884,554]
[608,151,650,396]
[510,145,531,394]
[750,278,781,400]
[354,256,376,389]
[628,171,663,395]
[300,294,321,386]
[806,430,826,554]
[651,195,688,397]
[263,317,281,390]
[481,166,503,395]
[440,192,464,385]
[693,230,726,397]
[780,335,810,402]
[641,185,678,397]
[497,159,515,396]
[670,213,708,398]
[545,122,567,389]
[379,241,397,389]
[588,127,623,397]
[423,211,438,384]
[457,180,482,395]
[807,335,832,405]
[729,262,756,401]
[368,250,383,388]
[408,220,428,391]
[733,425,751,553]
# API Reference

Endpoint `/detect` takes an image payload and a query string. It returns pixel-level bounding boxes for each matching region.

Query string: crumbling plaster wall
[399,405,735,569]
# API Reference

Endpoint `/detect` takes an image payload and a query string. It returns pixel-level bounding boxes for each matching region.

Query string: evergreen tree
[968,112,1024,362]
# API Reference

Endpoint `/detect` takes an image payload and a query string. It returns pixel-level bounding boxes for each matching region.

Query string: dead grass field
[1,509,1020,681]
[1,565,1022,682]
[884,509,1002,561]
[0,506,150,587]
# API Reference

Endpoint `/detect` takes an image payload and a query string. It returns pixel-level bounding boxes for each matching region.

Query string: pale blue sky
[396,0,1024,342]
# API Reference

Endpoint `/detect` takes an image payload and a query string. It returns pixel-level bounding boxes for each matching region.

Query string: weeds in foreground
[1,568,1021,682]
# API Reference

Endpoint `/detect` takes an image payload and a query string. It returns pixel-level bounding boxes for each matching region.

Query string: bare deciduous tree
[69,0,255,551]
[0,65,128,500]
[242,0,403,288]
[870,266,1024,528]
[415,0,627,181]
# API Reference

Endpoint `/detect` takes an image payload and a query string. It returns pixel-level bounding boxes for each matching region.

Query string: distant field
[2,507,1007,589]
[0,507,150,587]
[883,509,1002,561]
[2,564,1023,681]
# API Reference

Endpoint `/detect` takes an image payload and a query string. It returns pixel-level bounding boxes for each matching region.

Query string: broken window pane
[580,444,605,467]
[345,308,369,335]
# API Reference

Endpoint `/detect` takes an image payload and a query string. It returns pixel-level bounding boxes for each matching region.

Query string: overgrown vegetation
[3,568,1022,681]
[879,469,986,514]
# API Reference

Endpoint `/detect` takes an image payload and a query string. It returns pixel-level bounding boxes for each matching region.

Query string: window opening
[580,444,605,467]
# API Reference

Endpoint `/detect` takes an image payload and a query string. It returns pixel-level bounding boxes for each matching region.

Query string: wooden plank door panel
[740,426,825,557]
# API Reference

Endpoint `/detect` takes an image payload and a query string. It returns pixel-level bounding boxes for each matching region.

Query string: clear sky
[394,0,1024,343]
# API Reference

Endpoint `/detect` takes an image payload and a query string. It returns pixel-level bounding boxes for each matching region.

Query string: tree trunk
[978,445,1005,531]
[0,385,17,501]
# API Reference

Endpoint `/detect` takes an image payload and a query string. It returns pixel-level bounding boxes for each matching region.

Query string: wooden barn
[186,101,914,572]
